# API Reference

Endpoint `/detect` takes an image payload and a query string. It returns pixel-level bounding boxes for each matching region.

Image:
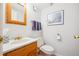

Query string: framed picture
[47,10,64,26]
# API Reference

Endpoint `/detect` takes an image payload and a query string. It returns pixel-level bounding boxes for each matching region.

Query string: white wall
[27,3,42,38]
[0,3,3,54]
[0,4,2,35]
[0,4,3,35]
[2,3,42,39]
[41,3,79,56]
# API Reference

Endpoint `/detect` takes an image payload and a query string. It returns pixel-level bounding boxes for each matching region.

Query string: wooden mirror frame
[5,3,27,25]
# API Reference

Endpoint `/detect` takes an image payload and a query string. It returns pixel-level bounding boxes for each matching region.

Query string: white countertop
[3,37,38,54]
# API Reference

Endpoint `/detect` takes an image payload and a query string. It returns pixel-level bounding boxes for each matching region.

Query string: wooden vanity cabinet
[3,42,37,56]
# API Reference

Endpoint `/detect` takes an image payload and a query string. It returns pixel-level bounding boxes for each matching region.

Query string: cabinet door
[4,42,37,56]
[28,48,37,56]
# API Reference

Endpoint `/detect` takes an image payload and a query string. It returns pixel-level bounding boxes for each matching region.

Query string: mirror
[6,3,27,25]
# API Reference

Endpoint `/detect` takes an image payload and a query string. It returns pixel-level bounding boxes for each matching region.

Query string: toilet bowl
[37,37,55,55]
[40,45,55,55]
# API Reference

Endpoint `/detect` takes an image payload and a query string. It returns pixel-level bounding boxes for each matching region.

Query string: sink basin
[10,38,33,44]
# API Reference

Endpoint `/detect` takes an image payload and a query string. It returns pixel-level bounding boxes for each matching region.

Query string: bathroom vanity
[3,38,38,56]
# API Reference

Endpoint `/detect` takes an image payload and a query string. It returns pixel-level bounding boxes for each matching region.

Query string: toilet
[37,37,55,56]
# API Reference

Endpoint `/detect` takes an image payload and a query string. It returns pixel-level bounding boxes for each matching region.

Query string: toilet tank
[37,37,44,47]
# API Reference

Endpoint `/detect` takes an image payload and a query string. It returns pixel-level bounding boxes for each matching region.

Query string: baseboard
[55,53,63,56]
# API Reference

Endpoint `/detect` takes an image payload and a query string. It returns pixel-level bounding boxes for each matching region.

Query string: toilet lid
[40,45,54,52]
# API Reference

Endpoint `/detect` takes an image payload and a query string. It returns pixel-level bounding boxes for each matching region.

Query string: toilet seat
[40,45,54,55]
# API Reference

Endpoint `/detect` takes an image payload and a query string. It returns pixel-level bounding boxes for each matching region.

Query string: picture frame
[47,10,64,26]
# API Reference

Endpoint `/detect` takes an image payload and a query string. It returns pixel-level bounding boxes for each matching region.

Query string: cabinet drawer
[4,42,37,56]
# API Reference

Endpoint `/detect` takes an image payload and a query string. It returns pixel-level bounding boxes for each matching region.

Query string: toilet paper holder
[56,33,61,41]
